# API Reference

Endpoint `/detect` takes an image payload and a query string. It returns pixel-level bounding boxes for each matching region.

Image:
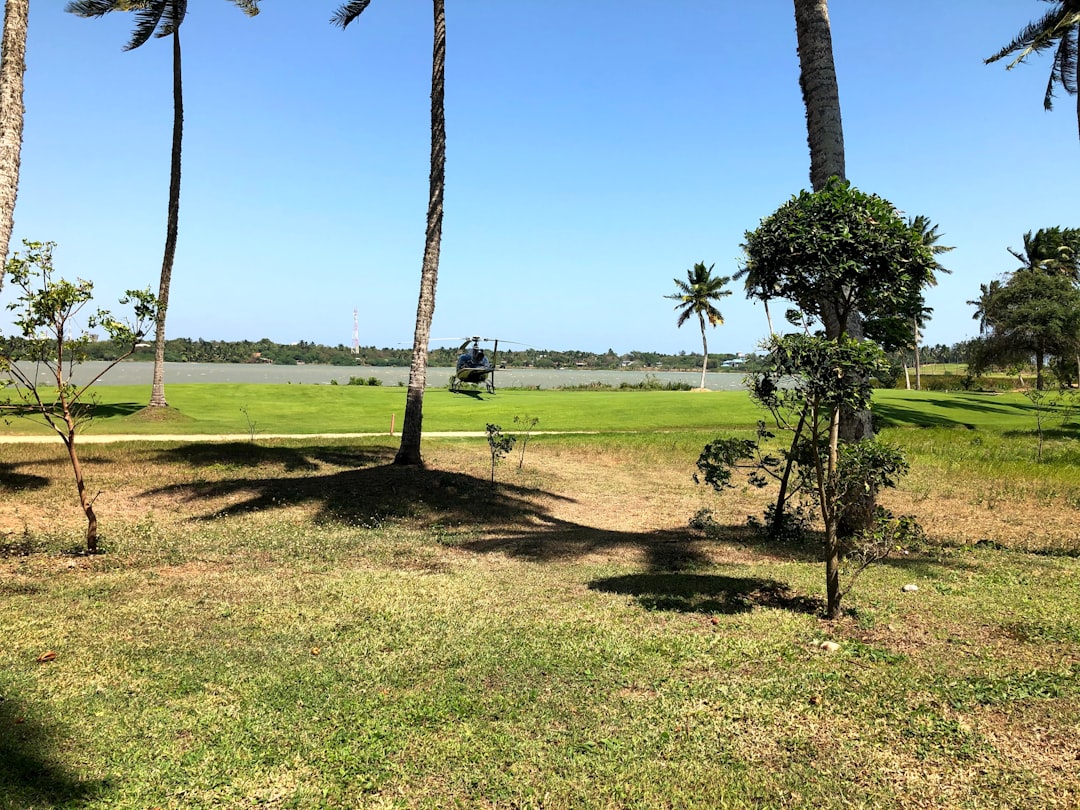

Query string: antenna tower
[352,308,359,355]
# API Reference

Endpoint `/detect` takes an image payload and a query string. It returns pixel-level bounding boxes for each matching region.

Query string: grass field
[2,386,1079,808]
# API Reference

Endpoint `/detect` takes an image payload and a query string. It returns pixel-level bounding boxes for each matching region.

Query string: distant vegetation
[75,336,760,372]
[72,334,984,375]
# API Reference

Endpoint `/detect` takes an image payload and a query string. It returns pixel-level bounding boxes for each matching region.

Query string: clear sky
[4,1,1078,355]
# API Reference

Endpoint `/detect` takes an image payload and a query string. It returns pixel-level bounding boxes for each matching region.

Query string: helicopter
[438,336,520,394]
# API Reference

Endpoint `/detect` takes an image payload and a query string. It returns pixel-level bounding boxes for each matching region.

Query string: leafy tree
[0,0,28,284]
[739,180,938,537]
[986,1,1080,141]
[969,267,1080,390]
[666,262,732,389]
[333,0,446,466]
[0,241,157,553]
[696,333,918,619]
[740,181,937,350]
[65,0,263,409]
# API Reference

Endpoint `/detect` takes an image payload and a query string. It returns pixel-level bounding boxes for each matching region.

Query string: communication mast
[352,309,359,355]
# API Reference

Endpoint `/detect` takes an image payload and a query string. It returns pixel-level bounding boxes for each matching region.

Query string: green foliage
[968,265,1080,390]
[698,333,918,617]
[739,179,938,345]
[485,423,516,484]
[347,376,383,386]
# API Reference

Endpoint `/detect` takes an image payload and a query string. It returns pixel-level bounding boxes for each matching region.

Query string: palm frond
[124,2,167,50]
[986,5,1072,67]
[65,0,126,18]
[231,0,261,16]
[331,0,373,29]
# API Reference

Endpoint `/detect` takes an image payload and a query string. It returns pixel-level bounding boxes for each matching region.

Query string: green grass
[0,384,1067,437]
[2,388,1080,807]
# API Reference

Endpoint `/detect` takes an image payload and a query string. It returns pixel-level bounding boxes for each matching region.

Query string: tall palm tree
[0,0,29,290]
[334,0,446,466]
[986,1,1080,141]
[65,0,262,408]
[907,215,954,390]
[666,262,731,390]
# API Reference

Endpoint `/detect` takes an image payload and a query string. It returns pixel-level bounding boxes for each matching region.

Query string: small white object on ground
[901,583,919,593]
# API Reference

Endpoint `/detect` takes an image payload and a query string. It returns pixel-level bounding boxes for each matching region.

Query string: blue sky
[4,1,1079,355]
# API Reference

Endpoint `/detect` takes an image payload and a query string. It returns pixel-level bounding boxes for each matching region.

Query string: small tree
[512,413,540,469]
[1,241,157,552]
[485,423,515,485]
[696,333,919,619]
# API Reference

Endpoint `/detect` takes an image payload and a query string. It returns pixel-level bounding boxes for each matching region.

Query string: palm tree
[907,215,954,390]
[666,262,731,390]
[1008,227,1080,279]
[0,0,29,290]
[333,0,446,466]
[986,1,1080,141]
[968,279,1004,334]
[65,0,262,408]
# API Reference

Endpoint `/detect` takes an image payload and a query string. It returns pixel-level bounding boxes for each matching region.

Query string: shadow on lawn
[0,689,104,807]
[589,572,824,615]
[146,442,575,528]
[0,460,50,492]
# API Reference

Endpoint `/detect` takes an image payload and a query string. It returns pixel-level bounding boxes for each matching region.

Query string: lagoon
[20,361,749,391]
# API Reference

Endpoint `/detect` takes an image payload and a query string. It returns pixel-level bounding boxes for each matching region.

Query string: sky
[3,1,1079,356]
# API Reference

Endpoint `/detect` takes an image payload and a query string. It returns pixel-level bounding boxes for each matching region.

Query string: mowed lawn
[1,387,1079,808]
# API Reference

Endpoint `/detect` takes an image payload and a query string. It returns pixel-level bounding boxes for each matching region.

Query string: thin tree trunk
[913,317,922,390]
[395,0,446,466]
[698,311,708,389]
[0,0,28,287]
[150,26,184,408]
[823,404,842,618]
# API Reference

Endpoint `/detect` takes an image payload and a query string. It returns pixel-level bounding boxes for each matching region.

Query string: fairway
[0,384,1059,437]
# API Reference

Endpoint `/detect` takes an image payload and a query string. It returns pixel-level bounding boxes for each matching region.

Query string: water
[9,361,749,391]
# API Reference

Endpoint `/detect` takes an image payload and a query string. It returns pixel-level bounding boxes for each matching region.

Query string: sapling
[512,413,540,469]
[485,423,515,485]
[0,240,157,553]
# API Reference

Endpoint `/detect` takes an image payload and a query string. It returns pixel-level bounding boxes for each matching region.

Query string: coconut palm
[0,0,29,289]
[1008,226,1080,280]
[65,0,262,408]
[986,1,1080,141]
[666,262,732,390]
[906,215,954,389]
[333,0,446,466]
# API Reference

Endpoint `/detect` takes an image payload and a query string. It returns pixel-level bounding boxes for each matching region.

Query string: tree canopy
[738,179,938,349]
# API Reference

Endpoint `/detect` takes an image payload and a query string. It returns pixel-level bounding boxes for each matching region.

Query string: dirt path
[0,431,578,444]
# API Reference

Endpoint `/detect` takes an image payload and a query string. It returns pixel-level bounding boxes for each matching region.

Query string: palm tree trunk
[394,0,446,466]
[698,311,708,389]
[913,317,922,390]
[793,0,845,191]
[0,0,28,287]
[149,25,184,408]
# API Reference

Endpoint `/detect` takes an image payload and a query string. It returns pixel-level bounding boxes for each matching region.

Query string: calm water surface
[23,362,748,391]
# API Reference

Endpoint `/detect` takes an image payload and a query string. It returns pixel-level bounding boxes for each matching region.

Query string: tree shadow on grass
[145,442,574,528]
[0,689,104,807]
[589,572,824,615]
[0,461,50,492]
